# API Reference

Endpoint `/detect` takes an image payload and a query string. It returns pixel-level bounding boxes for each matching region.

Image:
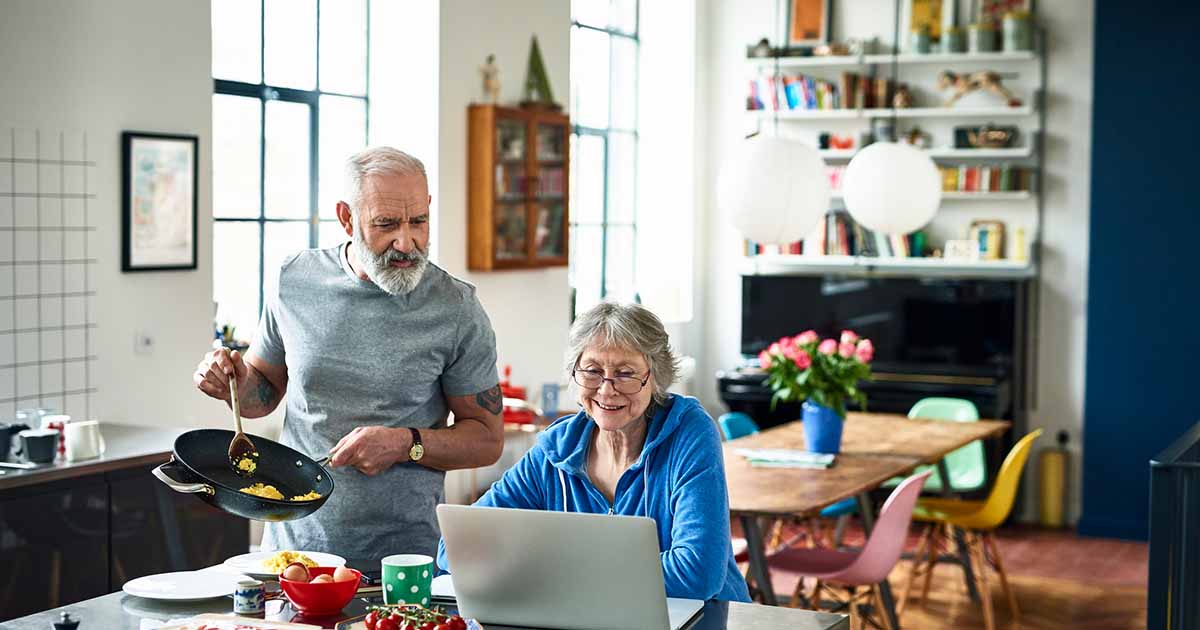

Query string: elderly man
[194,147,504,566]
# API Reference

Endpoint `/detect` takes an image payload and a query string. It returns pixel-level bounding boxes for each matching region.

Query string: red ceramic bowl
[279,566,362,615]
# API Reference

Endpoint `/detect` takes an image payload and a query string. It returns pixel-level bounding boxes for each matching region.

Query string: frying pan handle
[153,458,215,495]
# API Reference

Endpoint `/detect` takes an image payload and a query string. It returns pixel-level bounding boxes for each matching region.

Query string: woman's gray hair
[565,301,680,406]
[343,146,427,211]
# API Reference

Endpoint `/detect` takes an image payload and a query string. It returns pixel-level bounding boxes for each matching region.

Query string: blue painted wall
[1080,0,1200,540]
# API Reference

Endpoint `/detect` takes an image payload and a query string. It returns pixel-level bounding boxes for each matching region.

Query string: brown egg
[332,566,357,582]
[310,574,334,584]
[281,562,309,582]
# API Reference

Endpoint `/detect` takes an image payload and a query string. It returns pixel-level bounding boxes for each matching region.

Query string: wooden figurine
[480,54,500,104]
[937,70,1022,107]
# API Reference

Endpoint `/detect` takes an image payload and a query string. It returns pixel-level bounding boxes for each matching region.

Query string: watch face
[410,443,425,461]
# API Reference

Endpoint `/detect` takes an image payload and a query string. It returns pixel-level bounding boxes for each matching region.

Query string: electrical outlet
[134,331,154,355]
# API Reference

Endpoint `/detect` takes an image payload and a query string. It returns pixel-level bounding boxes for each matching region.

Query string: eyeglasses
[572,367,651,395]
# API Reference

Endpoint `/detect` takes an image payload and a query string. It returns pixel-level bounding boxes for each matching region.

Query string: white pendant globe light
[842,142,942,235]
[717,136,829,245]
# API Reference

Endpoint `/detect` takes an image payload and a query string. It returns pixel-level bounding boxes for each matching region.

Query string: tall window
[211,0,369,340]
[569,1,639,315]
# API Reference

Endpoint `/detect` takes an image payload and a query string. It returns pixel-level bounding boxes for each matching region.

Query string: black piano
[719,274,1031,493]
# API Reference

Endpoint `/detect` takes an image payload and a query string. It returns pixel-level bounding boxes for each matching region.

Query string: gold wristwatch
[408,428,425,461]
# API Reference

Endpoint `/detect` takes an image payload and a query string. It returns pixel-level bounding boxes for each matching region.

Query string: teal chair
[883,397,987,494]
[717,412,859,522]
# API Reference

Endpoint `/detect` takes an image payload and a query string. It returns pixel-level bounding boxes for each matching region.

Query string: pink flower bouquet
[758,329,875,417]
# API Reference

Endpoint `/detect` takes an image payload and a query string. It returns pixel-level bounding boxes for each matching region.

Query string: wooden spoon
[227,374,259,477]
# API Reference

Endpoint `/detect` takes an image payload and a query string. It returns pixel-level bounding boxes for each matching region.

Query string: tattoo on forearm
[476,385,503,415]
[256,377,279,406]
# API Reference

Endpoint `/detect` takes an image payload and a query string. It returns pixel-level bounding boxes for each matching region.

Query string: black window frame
[212,0,370,319]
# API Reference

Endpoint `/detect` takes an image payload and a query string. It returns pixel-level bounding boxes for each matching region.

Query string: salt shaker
[52,611,80,630]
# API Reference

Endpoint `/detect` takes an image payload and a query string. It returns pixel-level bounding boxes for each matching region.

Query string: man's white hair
[343,146,427,211]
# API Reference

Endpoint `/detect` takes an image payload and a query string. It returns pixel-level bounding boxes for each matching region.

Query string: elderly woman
[437,302,750,602]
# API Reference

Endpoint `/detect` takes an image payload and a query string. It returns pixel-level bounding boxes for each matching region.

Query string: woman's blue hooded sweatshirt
[436,394,751,602]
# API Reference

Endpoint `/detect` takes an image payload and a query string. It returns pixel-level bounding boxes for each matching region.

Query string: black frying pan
[153,429,334,522]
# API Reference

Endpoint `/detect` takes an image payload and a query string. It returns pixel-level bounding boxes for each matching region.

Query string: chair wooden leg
[767,517,785,551]
[872,584,897,630]
[983,532,1019,622]
[898,523,932,616]
[920,524,941,608]
[968,532,995,630]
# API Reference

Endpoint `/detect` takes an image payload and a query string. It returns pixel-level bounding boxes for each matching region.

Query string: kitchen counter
[1,589,849,630]
[0,424,185,492]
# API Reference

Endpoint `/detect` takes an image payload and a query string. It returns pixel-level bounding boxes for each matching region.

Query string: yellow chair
[898,429,1043,630]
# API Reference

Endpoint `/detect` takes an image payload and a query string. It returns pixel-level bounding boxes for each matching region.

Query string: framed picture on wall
[786,0,831,47]
[978,0,1032,24]
[121,131,198,272]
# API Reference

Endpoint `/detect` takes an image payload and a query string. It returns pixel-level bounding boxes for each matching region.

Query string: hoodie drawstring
[558,468,568,513]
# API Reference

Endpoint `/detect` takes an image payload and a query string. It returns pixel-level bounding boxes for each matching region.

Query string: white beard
[351,227,429,296]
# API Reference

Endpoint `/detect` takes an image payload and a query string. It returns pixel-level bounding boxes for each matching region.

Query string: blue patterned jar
[234,579,265,615]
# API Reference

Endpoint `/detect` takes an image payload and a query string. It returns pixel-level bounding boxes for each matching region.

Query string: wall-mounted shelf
[819,146,1035,160]
[741,254,1035,280]
[829,191,1032,201]
[747,50,1038,71]
[750,105,1035,121]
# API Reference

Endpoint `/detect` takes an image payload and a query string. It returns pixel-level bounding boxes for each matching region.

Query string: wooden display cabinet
[468,105,570,270]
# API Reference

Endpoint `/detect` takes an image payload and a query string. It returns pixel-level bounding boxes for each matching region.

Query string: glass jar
[942,26,966,53]
[968,22,997,53]
[911,25,931,54]
[1003,11,1033,52]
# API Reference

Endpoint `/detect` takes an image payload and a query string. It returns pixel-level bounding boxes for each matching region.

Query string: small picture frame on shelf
[786,0,831,48]
[969,220,1006,260]
[978,0,1032,25]
[944,239,981,262]
[121,131,198,272]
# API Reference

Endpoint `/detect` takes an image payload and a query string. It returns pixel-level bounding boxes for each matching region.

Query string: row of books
[747,72,896,112]
[941,165,1034,193]
[744,211,927,258]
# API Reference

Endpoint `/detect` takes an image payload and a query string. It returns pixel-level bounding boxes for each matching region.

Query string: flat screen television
[741,275,1019,375]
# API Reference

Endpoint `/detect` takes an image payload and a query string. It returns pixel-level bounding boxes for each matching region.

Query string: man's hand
[328,426,411,476]
[194,348,248,402]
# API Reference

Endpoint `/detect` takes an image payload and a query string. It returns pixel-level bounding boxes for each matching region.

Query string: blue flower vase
[802,400,844,454]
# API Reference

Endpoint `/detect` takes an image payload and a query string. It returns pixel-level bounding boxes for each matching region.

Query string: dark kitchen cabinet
[0,466,248,622]
[0,476,109,620]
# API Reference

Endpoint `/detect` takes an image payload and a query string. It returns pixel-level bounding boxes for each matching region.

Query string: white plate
[222,550,346,579]
[122,571,239,601]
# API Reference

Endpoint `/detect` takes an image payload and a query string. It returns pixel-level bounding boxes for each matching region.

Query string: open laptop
[436,504,705,630]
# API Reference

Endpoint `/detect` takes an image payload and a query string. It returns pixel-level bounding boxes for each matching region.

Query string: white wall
[694,0,1094,522]
[0,0,219,428]
[437,0,573,398]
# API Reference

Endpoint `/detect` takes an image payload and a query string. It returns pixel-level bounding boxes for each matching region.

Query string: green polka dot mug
[381,554,434,607]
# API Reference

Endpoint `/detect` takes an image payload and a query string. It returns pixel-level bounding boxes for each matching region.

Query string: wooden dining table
[723,412,1010,627]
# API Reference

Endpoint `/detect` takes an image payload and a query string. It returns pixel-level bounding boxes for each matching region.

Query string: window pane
[611,36,637,130]
[570,134,604,224]
[610,0,637,34]
[604,225,636,300]
[573,0,637,34]
[318,95,367,219]
[607,132,635,224]
[264,0,316,89]
[212,0,262,83]
[318,220,349,248]
[213,95,261,219]
[263,101,311,219]
[570,27,610,129]
[494,203,527,261]
[570,224,603,315]
[319,0,367,95]
[213,221,260,343]
[263,222,310,302]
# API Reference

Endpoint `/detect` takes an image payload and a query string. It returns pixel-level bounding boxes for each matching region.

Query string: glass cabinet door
[535,201,566,258]
[494,202,527,261]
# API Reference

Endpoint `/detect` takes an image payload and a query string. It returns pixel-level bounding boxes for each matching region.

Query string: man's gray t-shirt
[250,244,498,566]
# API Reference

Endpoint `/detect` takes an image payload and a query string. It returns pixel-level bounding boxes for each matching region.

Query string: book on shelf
[747,72,857,112]
[743,210,930,260]
[939,165,1035,193]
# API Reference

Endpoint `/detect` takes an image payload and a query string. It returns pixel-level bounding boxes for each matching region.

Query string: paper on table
[736,448,835,467]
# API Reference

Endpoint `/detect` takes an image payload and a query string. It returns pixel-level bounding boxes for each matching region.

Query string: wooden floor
[748,523,1148,629]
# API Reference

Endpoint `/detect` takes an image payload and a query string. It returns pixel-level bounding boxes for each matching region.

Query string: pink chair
[765,470,932,630]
